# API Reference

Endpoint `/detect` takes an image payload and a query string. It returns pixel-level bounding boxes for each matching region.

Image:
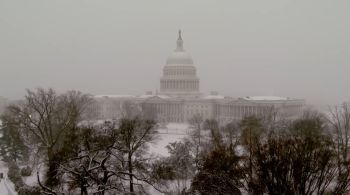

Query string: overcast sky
[0,0,349,105]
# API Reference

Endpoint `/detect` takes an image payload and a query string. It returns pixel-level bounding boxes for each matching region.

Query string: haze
[0,0,349,106]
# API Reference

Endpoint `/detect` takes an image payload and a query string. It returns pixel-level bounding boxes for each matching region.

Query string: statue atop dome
[176,29,184,51]
[166,30,193,65]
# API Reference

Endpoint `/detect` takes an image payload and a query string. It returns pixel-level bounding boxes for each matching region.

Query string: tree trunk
[81,184,88,195]
[46,148,59,187]
[99,161,108,195]
[128,153,134,193]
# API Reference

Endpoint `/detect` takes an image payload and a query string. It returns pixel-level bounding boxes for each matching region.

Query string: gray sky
[0,0,349,105]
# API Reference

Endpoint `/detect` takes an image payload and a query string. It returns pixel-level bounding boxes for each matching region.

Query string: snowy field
[149,123,191,157]
[0,161,17,195]
[147,123,192,194]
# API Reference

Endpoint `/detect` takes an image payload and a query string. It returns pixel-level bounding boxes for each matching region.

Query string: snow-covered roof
[94,95,136,98]
[138,94,170,99]
[202,95,225,99]
[243,96,290,101]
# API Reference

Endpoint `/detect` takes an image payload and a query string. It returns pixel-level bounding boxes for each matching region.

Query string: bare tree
[121,101,141,119]
[252,132,337,195]
[329,102,350,194]
[3,88,92,186]
[189,114,203,169]
[329,102,350,161]
[239,116,265,192]
[112,117,158,194]
[222,121,240,147]
[203,119,221,148]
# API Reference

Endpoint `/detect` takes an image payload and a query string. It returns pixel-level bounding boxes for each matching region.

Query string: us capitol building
[92,31,304,124]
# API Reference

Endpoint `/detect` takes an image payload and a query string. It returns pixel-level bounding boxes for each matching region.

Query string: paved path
[0,162,17,195]
[2,178,16,195]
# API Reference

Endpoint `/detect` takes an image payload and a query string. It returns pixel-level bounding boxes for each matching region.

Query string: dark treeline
[1,88,350,195]
[187,108,350,195]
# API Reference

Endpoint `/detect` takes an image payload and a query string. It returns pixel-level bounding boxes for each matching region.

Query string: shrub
[20,166,32,177]
[7,162,26,191]
[18,185,41,195]
[8,162,22,184]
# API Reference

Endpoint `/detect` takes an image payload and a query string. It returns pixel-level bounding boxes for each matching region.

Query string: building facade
[93,31,304,124]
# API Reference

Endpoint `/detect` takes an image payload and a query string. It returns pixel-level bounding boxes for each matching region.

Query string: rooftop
[243,96,291,101]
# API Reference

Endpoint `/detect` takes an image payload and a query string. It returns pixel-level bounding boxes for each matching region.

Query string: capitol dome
[166,51,193,65]
[166,30,194,65]
[160,30,200,97]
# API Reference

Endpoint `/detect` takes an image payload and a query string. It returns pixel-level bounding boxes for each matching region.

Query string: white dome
[160,30,200,97]
[166,51,193,65]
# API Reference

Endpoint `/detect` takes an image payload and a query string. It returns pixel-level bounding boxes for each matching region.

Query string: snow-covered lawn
[149,123,191,157]
[22,166,44,187]
[146,123,192,194]
[0,161,17,195]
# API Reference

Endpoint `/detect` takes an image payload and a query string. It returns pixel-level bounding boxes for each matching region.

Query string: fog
[0,0,349,106]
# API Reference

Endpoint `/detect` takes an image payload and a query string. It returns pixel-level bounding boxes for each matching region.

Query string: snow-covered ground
[22,166,44,187]
[146,123,192,194]
[0,161,17,195]
[149,123,191,157]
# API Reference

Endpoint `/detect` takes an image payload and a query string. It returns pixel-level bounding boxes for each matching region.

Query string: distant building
[92,31,304,124]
